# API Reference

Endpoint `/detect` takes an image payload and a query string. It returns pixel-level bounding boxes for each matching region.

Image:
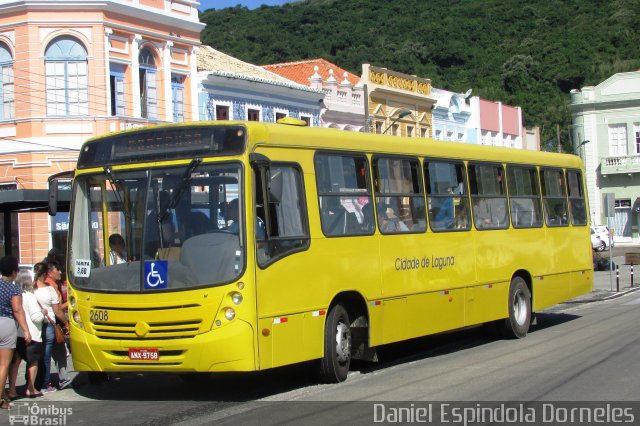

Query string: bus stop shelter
[0,188,71,257]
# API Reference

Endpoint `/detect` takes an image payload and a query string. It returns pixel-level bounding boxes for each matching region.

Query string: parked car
[590,229,606,251]
[591,225,614,249]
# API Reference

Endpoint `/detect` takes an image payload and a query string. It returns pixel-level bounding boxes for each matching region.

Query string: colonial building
[361,64,435,137]
[263,58,365,131]
[466,97,528,149]
[569,71,640,241]
[197,47,323,125]
[431,88,472,143]
[0,0,203,263]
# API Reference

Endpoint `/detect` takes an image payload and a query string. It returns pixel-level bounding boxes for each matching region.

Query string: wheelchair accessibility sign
[144,260,168,289]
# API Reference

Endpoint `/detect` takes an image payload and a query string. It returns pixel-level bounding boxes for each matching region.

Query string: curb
[564,286,640,304]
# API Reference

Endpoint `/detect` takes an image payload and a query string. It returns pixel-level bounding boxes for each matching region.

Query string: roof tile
[263,58,360,86]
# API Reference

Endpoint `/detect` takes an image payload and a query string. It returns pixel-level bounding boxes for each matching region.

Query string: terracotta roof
[263,58,360,87]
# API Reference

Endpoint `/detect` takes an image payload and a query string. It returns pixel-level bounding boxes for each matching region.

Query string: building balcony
[600,154,640,175]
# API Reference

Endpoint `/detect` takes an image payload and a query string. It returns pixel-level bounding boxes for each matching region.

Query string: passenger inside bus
[224,198,241,234]
[322,197,359,235]
[379,206,409,232]
[453,204,470,229]
[108,233,127,265]
[225,198,266,238]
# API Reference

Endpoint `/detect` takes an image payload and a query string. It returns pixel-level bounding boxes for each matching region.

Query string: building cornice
[0,1,205,33]
[568,98,640,113]
[200,71,323,96]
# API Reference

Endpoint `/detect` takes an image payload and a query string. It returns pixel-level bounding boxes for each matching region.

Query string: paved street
[2,245,639,425]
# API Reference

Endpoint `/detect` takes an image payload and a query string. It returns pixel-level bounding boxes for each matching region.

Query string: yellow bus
[49,120,592,383]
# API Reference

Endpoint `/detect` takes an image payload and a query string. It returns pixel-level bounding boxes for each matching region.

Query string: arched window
[45,36,88,116]
[139,47,157,119]
[0,42,14,120]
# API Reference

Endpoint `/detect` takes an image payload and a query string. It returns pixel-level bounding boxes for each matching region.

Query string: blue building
[197,46,323,125]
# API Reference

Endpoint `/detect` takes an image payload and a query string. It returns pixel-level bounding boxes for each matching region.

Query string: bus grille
[92,320,203,340]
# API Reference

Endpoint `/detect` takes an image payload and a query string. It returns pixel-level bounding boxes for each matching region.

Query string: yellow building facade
[361,64,436,138]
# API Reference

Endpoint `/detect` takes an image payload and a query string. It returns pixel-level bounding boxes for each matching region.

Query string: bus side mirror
[249,153,270,168]
[48,177,59,216]
[250,153,271,241]
[48,170,74,216]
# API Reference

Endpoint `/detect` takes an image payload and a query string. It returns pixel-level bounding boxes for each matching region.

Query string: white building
[569,71,640,242]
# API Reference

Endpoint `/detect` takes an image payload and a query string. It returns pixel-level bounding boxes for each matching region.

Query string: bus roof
[79,121,582,170]
[246,121,583,169]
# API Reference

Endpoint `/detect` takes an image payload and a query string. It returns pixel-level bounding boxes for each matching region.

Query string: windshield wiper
[104,166,131,220]
[157,158,202,224]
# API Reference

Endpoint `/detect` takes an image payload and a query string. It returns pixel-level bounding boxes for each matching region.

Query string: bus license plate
[128,348,159,361]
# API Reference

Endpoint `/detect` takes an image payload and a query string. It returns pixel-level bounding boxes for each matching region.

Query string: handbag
[52,322,66,344]
[38,301,67,344]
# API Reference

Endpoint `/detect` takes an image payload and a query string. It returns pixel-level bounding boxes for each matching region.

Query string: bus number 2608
[90,310,109,322]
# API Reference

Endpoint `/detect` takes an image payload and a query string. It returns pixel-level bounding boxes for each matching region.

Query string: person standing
[33,262,68,393]
[0,256,31,408]
[47,261,72,390]
[7,269,45,398]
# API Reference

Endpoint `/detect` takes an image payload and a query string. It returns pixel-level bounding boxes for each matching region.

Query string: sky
[198,0,296,11]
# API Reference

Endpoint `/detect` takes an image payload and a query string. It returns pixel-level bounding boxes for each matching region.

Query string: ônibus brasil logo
[8,402,73,425]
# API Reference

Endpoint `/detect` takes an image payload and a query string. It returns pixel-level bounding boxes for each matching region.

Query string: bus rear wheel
[502,277,531,339]
[318,304,351,383]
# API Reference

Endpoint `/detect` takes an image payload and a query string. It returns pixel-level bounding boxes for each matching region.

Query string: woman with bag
[0,256,31,409]
[44,260,72,390]
[33,262,68,394]
[7,269,45,399]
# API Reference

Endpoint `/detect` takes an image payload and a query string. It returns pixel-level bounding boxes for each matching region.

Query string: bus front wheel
[502,277,531,339]
[318,304,351,383]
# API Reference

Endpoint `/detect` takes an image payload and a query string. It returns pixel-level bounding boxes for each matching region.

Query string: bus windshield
[68,162,243,292]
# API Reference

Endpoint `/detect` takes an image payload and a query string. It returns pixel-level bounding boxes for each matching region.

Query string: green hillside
[200,0,640,151]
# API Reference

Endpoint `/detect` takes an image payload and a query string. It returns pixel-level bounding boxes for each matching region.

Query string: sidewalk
[567,253,640,303]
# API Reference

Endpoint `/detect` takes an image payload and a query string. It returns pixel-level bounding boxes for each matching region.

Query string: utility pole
[557,124,562,153]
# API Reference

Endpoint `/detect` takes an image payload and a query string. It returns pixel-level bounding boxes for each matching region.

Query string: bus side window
[315,153,375,237]
[425,160,470,232]
[469,162,509,230]
[507,165,543,228]
[567,169,587,226]
[541,168,569,227]
[255,164,309,267]
[374,156,426,234]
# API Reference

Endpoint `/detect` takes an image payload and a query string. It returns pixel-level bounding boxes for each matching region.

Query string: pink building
[0,0,203,264]
[467,97,539,150]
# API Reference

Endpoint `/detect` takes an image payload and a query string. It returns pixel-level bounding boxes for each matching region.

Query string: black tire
[502,277,531,339]
[596,241,606,252]
[318,304,351,383]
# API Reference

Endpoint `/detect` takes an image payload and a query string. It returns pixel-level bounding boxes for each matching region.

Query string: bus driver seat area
[179,232,242,284]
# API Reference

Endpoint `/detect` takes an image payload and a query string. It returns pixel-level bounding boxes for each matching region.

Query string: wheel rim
[335,321,351,364]
[513,290,528,326]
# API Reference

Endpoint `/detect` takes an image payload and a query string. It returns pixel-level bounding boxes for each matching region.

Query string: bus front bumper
[70,319,256,373]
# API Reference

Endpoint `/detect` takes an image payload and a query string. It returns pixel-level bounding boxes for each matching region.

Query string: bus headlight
[69,296,76,308]
[73,311,82,328]
[232,292,243,305]
[224,308,235,321]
